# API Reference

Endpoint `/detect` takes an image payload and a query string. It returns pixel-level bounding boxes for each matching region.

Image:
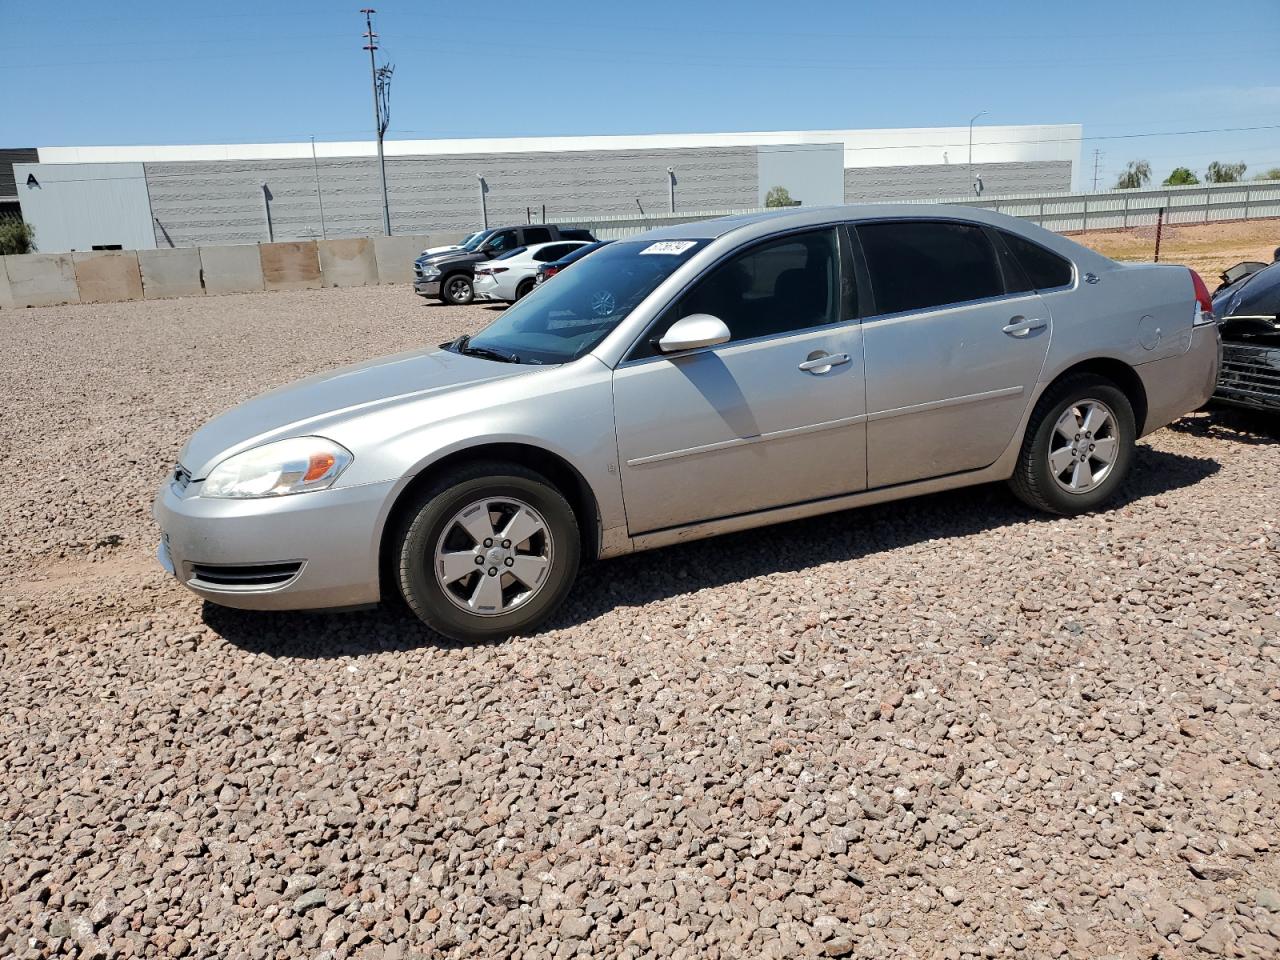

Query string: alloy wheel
[433,498,553,616]
[1048,399,1119,493]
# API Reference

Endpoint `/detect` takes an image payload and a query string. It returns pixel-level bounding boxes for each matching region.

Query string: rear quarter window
[999,230,1074,290]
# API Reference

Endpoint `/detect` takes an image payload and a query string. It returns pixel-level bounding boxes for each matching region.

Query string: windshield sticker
[639,240,698,256]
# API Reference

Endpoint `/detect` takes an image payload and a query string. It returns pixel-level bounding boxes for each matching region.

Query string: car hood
[179,348,528,478]
[420,243,463,257]
[418,250,484,268]
[1213,261,1280,319]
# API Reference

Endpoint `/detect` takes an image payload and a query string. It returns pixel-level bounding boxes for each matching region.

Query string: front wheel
[395,463,580,642]
[1009,374,1136,515]
[440,273,474,306]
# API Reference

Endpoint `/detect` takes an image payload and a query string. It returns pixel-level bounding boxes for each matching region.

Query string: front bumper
[413,278,441,297]
[153,476,399,611]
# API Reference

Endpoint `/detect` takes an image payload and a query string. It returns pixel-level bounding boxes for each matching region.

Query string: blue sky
[5,0,1279,186]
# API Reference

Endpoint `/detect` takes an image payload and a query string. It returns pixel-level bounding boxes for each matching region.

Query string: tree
[0,218,35,255]
[1253,167,1280,181]
[1162,167,1199,186]
[1205,161,1247,183]
[1114,160,1152,189]
[764,185,796,208]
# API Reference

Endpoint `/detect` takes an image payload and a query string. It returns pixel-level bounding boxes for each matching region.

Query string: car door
[854,219,1052,488]
[612,227,867,534]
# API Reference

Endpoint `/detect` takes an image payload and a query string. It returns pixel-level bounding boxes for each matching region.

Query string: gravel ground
[2,285,1279,959]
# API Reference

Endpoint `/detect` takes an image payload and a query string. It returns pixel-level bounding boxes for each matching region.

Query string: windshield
[457,238,707,364]
[460,232,487,251]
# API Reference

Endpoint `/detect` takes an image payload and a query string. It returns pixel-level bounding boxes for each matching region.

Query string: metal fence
[572,179,1280,239]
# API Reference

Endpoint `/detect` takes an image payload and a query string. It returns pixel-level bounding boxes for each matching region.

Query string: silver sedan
[155,205,1221,642]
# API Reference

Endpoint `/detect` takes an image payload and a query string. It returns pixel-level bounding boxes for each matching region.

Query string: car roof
[630,203,1042,241]
[625,202,1112,270]
[522,240,589,253]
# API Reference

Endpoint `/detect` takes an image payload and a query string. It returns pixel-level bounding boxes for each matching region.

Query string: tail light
[475,267,490,276]
[1189,269,1215,325]
[492,267,508,274]
[545,265,561,278]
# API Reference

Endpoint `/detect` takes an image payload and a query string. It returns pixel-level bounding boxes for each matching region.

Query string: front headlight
[421,265,441,279]
[201,437,353,499]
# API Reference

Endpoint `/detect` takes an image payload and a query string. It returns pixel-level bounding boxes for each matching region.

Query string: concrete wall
[373,235,431,284]
[317,237,377,287]
[73,251,143,303]
[198,244,264,295]
[0,258,13,309]
[139,247,204,299]
[2,253,79,307]
[844,161,1072,202]
[143,148,759,246]
[260,241,321,291]
[15,162,156,252]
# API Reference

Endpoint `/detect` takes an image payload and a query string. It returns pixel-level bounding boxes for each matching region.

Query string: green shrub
[764,185,796,208]
[0,218,36,255]
[1162,167,1199,186]
[1205,161,1247,183]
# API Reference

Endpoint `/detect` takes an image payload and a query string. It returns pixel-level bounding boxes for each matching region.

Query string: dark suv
[414,224,596,305]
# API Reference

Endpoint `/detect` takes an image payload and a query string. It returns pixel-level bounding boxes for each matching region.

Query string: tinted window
[488,230,519,252]
[534,243,574,262]
[560,228,594,241]
[523,227,553,244]
[494,246,527,261]
[1000,230,1074,290]
[858,221,1002,315]
[659,229,840,347]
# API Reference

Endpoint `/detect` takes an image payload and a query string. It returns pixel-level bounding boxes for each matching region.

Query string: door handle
[1002,316,1046,337]
[798,352,851,374]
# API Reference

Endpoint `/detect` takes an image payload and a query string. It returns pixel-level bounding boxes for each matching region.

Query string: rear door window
[857,220,1003,315]
[523,227,553,245]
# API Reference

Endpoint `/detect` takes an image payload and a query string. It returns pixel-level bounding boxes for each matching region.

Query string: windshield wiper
[451,335,521,364]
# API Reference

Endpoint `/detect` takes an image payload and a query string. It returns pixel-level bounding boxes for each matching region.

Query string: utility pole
[968,110,987,191]
[1091,149,1103,192]
[667,167,676,213]
[311,136,327,239]
[361,8,392,236]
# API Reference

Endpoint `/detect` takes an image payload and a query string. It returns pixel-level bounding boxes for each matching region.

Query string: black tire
[440,273,474,306]
[1009,373,1136,516]
[395,462,580,642]
[514,277,536,301]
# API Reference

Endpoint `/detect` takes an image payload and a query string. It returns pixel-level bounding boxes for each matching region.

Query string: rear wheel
[1009,374,1136,515]
[395,462,580,642]
[440,273,474,306]
[514,277,536,301]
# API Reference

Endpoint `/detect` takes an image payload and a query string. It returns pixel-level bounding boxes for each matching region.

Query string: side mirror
[657,314,731,353]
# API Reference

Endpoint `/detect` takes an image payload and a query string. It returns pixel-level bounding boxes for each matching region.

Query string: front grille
[189,561,303,589]
[172,464,192,493]
[414,263,424,278]
[1216,343,1280,411]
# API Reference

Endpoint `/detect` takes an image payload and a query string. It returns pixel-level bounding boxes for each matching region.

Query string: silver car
[155,205,1221,642]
